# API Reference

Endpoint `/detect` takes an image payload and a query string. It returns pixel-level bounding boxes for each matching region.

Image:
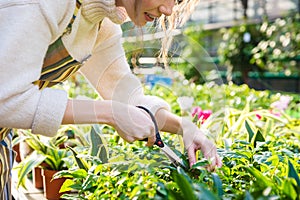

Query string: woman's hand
[181,119,222,171]
[109,102,156,146]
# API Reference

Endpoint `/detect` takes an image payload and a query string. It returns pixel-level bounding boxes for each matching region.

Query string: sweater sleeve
[0,1,73,136]
[80,19,170,115]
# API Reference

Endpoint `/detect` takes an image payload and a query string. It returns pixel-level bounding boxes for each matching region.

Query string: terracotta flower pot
[12,143,21,162]
[33,162,48,189]
[42,169,66,200]
[33,166,44,189]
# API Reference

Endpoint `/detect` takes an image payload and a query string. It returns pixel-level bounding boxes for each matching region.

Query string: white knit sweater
[0,0,170,137]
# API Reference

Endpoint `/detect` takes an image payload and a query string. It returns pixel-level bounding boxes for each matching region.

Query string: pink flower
[191,106,212,123]
[191,106,202,117]
[270,109,281,117]
[256,114,262,120]
[270,95,291,111]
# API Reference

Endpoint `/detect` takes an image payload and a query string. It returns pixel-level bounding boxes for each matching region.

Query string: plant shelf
[11,168,46,200]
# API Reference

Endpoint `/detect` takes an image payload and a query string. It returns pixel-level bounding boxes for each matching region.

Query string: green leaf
[167,189,185,200]
[98,145,108,164]
[254,130,265,148]
[12,134,27,147]
[245,120,254,143]
[155,182,168,198]
[173,167,197,200]
[43,147,67,170]
[244,191,254,200]
[191,159,209,169]
[288,160,300,186]
[90,125,103,157]
[59,179,75,193]
[21,131,49,153]
[16,151,46,188]
[54,169,87,179]
[129,186,141,199]
[90,125,109,163]
[260,112,288,124]
[108,155,125,163]
[82,174,96,191]
[245,166,273,188]
[282,179,298,200]
[68,146,88,170]
[60,193,85,200]
[262,118,273,137]
[212,173,223,198]
[197,185,219,200]
[227,101,250,135]
[53,135,68,147]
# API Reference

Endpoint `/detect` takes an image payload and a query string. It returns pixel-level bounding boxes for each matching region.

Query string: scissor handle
[137,106,164,148]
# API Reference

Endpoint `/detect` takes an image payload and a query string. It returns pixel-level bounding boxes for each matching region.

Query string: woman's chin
[131,18,147,27]
[137,22,147,26]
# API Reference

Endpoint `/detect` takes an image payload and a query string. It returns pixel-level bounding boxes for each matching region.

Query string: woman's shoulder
[100,18,123,35]
[39,0,76,38]
[95,18,123,47]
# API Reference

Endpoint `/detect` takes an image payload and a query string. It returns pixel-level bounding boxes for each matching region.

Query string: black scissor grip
[137,106,164,148]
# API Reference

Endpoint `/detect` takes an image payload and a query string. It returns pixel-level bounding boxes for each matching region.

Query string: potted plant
[15,130,71,199]
[12,130,25,163]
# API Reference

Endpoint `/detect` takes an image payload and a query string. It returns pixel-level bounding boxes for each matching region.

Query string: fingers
[118,126,156,146]
[113,105,157,144]
[146,134,156,147]
[119,133,136,143]
[206,153,223,172]
[207,157,216,172]
[204,148,218,172]
[187,144,222,171]
[187,144,197,168]
[216,154,223,168]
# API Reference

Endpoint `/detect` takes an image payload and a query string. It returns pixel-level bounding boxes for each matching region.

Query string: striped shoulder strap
[64,0,82,35]
[32,0,84,89]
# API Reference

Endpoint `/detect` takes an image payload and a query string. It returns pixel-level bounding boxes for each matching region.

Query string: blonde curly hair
[158,0,200,64]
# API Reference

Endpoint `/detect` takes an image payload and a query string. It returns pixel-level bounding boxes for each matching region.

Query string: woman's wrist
[155,108,182,134]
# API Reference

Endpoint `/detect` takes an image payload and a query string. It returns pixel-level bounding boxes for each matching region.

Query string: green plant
[218,22,263,82]
[250,15,300,74]
[218,15,300,83]
[14,130,70,189]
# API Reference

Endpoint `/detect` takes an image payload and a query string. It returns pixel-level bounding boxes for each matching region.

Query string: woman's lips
[144,12,155,22]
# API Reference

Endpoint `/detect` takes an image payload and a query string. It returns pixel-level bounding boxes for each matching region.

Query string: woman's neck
[115,0,123,6]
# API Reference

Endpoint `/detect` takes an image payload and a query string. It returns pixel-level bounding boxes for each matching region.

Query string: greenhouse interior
[10,0,300,200]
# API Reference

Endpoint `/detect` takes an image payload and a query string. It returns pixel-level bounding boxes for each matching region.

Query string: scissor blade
[160,145,185,168]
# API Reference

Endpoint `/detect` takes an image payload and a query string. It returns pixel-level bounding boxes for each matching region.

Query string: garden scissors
[137,106,186,168]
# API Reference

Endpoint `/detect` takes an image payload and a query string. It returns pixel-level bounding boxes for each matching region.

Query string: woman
[0,0,222,198]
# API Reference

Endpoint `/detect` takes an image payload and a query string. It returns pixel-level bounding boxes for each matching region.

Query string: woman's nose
[159,2,174,16]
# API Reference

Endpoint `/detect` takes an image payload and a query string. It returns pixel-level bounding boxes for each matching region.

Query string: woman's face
[117,0,175,26]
